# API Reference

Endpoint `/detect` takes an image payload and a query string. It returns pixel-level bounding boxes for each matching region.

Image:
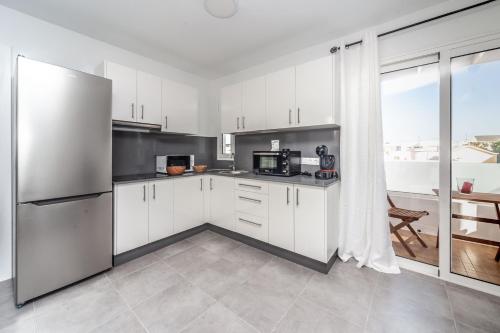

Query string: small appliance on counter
[253,149,301,177]
[156,154,194,173]
[314,145,338,180]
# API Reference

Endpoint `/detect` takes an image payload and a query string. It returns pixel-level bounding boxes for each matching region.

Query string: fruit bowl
[167,166,186,176]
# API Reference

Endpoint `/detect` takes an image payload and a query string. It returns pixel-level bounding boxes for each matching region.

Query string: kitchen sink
[218,170,248,175]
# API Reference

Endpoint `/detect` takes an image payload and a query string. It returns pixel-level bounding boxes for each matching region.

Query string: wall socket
[301,157,319,165]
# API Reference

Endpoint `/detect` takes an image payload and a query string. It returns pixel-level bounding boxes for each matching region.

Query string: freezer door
[15,192,112,305]
[17,57,112,203]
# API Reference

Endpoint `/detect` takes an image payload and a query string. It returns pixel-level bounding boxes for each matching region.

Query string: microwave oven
[253,149,301,177]
[156,155,194,173]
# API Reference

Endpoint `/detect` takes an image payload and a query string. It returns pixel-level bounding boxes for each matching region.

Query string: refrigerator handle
[30,193,104,206]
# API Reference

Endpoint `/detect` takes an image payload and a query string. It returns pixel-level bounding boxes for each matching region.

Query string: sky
[381,57,500,145]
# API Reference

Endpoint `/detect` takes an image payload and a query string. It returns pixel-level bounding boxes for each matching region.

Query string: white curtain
[337,31,400,274]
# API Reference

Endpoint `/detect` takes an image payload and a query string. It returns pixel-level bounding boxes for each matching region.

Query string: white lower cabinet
[235,212,268,242]
[173,176,204,233]
[148,180,174,242]
[294,185,327,262]
[208,176,235,230]
[268,183,294,251]
[114,182,149,254]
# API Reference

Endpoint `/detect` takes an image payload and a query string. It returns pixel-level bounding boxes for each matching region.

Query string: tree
[491,141,500,154]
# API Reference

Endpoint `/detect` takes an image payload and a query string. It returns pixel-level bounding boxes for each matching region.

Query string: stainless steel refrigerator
[13,57,112,306]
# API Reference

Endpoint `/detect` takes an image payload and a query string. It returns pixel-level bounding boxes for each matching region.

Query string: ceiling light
[204,0,239,19]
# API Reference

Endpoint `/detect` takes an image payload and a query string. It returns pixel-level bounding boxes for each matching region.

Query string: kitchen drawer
[234,179,268,194]
[235,190,268,218]
[234,212,268,242]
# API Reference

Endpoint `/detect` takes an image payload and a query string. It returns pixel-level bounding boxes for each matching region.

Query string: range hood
[112,120,162,133]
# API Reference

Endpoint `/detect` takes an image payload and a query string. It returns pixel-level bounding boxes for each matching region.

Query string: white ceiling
[0,0,453,78]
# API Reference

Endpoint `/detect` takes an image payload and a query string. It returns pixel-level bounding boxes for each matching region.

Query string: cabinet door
[209,176,235,231]
[294,185,326,262]
[114,182,148,254]
[162,79,199,134]
[137,71,162,125]
[105,62,137,122]
[295,56,333,127]
[268,183,294,251]
[173,176,204,233]
[242,76,266,131]
[266,67,295,129]
[148,180,174,242]
[220,83,242,133]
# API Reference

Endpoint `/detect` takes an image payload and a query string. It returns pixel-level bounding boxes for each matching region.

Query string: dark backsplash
[234,128,340,173]
[113,128,340,176]
[112,130,230,176]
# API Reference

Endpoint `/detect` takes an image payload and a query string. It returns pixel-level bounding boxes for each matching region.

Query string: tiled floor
[2,230,500,333]
[392,230,500,285]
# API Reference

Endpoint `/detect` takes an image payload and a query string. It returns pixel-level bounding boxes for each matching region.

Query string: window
[381,58,440,266]
[219,133,234,159]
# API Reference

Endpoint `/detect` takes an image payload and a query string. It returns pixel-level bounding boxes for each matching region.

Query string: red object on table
[460,181,473,194]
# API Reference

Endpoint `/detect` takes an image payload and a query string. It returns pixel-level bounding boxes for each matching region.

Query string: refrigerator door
[15,192,112,305]
[17,57,112,203]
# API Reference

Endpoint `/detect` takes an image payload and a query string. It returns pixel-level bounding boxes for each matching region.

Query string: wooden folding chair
[388,195,430,257]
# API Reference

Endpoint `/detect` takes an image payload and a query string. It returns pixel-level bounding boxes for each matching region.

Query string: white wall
[0,5,214,282]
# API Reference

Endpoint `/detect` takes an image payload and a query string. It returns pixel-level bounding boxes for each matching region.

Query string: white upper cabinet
[266,67,296,129]
[105,62,137,122]
[148,180,174,242]
[220,82,242,133]
[295,55,334,127]
[242,76,266,132]
[162,79,199,134]
[137,71,162,125]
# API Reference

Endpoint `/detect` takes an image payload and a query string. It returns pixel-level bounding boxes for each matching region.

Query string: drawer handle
[238,218,262,227]
[238,196,261,204]
[238,183,261,189]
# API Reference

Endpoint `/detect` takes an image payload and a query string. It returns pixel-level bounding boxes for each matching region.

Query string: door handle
[289,109,292,124]
[141,105,144,119]
[210,178,213,191]
[165,116,168,129]
[153,184,156,200]
[297,107,300,124]
[238,183,261,189]
[143,185,146,202]
[238,196,261,204]
[30,193,103,206]
[237,117,240,130]
[200,178,203,191]
[238,218,262,227]
[131,103,135,119]
[296,188,299,206]
[242,116,245,129]
[286,187,290,205]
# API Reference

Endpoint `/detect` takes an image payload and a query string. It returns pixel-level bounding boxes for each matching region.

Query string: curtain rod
[330,0,497,53]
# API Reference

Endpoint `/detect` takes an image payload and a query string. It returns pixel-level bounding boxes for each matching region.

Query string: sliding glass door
[450,47,500,285]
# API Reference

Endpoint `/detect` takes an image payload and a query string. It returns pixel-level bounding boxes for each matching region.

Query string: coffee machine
[315,145,338,180]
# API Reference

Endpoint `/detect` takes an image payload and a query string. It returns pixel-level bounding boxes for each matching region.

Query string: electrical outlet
[301,157,319,165]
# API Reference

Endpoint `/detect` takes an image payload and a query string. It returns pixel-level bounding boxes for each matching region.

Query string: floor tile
[186,230,219,245]
[365,292,456,333]
[220,279,297,333]
[274,297,362,333]
[455,321,489,333]
[0,290,34,331]
[376,269,452,319]
[222,244,273,271]
[301,268,373,327]
[112,261,183,307]
[89,311,146,333]
[197,235,242,256]
[0,318,35,333]
[106,252,160,281]
[184,258,253,299]
[154,239,195,259]
[34,282,128,333]
[329,259,380,287]
[163,245,221,276]
[180,303,257,333]
[133,279,215,333]
[446,283,500,333]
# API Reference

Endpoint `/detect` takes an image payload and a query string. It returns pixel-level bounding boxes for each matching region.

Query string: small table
[433,189,500,261]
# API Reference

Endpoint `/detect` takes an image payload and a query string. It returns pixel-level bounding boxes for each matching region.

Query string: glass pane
[381,62,440,266]
[222,133,233,155]
[260,156,277,169]
[451,48,500,285]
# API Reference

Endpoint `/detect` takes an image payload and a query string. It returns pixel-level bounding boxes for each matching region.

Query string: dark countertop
[113,170,339,188]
